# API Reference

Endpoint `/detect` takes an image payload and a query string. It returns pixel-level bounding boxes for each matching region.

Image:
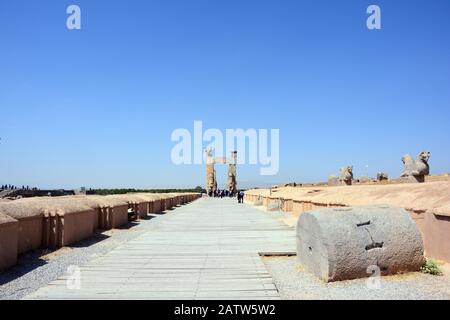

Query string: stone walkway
[26,197,295,300]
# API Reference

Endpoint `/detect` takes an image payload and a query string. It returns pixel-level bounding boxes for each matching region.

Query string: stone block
[296,205,424,282]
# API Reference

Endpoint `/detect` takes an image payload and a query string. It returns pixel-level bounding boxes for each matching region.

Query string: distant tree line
[87,186,203,195]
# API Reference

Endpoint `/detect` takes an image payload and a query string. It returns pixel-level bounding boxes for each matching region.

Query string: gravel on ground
[263,256,450,300]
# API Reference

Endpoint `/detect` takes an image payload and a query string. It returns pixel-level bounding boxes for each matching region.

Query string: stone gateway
[205,148,237,196]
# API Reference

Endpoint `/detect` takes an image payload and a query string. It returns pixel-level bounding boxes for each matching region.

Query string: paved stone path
[26,197,295,300]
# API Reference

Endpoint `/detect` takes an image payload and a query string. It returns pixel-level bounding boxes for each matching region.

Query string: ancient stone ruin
[253,196,263,206]
[339,166,353,185]
[296,205,424,282]
[327,176,340,186]
[227,151,237,195]
[0,193,201,271]
[377,172,389,181]
[328,166,354,186]
[204,148,237,196]
[401,151,431,183]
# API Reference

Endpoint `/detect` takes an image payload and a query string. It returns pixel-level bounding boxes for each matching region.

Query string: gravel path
[263,256,450,300]
[0,213,168,300]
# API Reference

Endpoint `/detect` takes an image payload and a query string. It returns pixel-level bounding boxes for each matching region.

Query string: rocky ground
[263,256,450,300]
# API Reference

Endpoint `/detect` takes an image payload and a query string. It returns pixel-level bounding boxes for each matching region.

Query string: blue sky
[0,0,449,189]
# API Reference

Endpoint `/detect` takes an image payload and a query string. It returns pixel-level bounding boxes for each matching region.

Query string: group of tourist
[0,185,38,191]
[207,189,245,204]
[208,189,233,198]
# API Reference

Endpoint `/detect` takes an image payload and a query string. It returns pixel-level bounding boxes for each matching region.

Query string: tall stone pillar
[205,148,216,195]
[227,151,237,195]
[206,164,215,193]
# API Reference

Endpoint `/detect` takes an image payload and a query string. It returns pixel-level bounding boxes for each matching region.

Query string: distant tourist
[237,191,244,203]
[239,191,245,203]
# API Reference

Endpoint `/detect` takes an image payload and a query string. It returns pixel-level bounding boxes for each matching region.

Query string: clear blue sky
[1,0,449,189]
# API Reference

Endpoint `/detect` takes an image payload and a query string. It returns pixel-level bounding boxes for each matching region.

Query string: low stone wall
[423,213,450,262]
[245,181,450,263]
[16,217,44,254]
[0,200,45,254]
[70,196,121,231]
[41,199,96,248]
[107,205,129,229]
[282,198,293,212]
[93,197,129,229]
[105,195,149,221]
[151,199,162,213]
[0,213,18,271]
[136,202,149,219]
[0,192,201,272]
[59,210,96,247]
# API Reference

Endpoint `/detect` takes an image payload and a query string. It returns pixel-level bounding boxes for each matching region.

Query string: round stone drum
[296,205,424,282]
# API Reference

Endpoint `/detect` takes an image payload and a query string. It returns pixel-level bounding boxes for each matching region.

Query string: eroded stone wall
[0,193,202,272]
[245,181,450,263]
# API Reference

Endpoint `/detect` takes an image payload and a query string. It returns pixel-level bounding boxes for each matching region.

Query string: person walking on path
[237,191,245,203]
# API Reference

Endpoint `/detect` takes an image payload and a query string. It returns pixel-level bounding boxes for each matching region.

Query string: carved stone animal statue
[401,151,430,183]
[376,172,389,181]
[339,166,354,185]
[284,182,297,187]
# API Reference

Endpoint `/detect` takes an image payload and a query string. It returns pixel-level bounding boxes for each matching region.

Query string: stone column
[227,151,237,195]
[206,164,215,193]
[205,148,216,194]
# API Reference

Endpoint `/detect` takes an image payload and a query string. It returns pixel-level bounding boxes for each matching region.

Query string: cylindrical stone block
[296,205,424,282]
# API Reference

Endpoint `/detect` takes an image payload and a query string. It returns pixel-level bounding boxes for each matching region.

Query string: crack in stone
[363,226,384,251]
